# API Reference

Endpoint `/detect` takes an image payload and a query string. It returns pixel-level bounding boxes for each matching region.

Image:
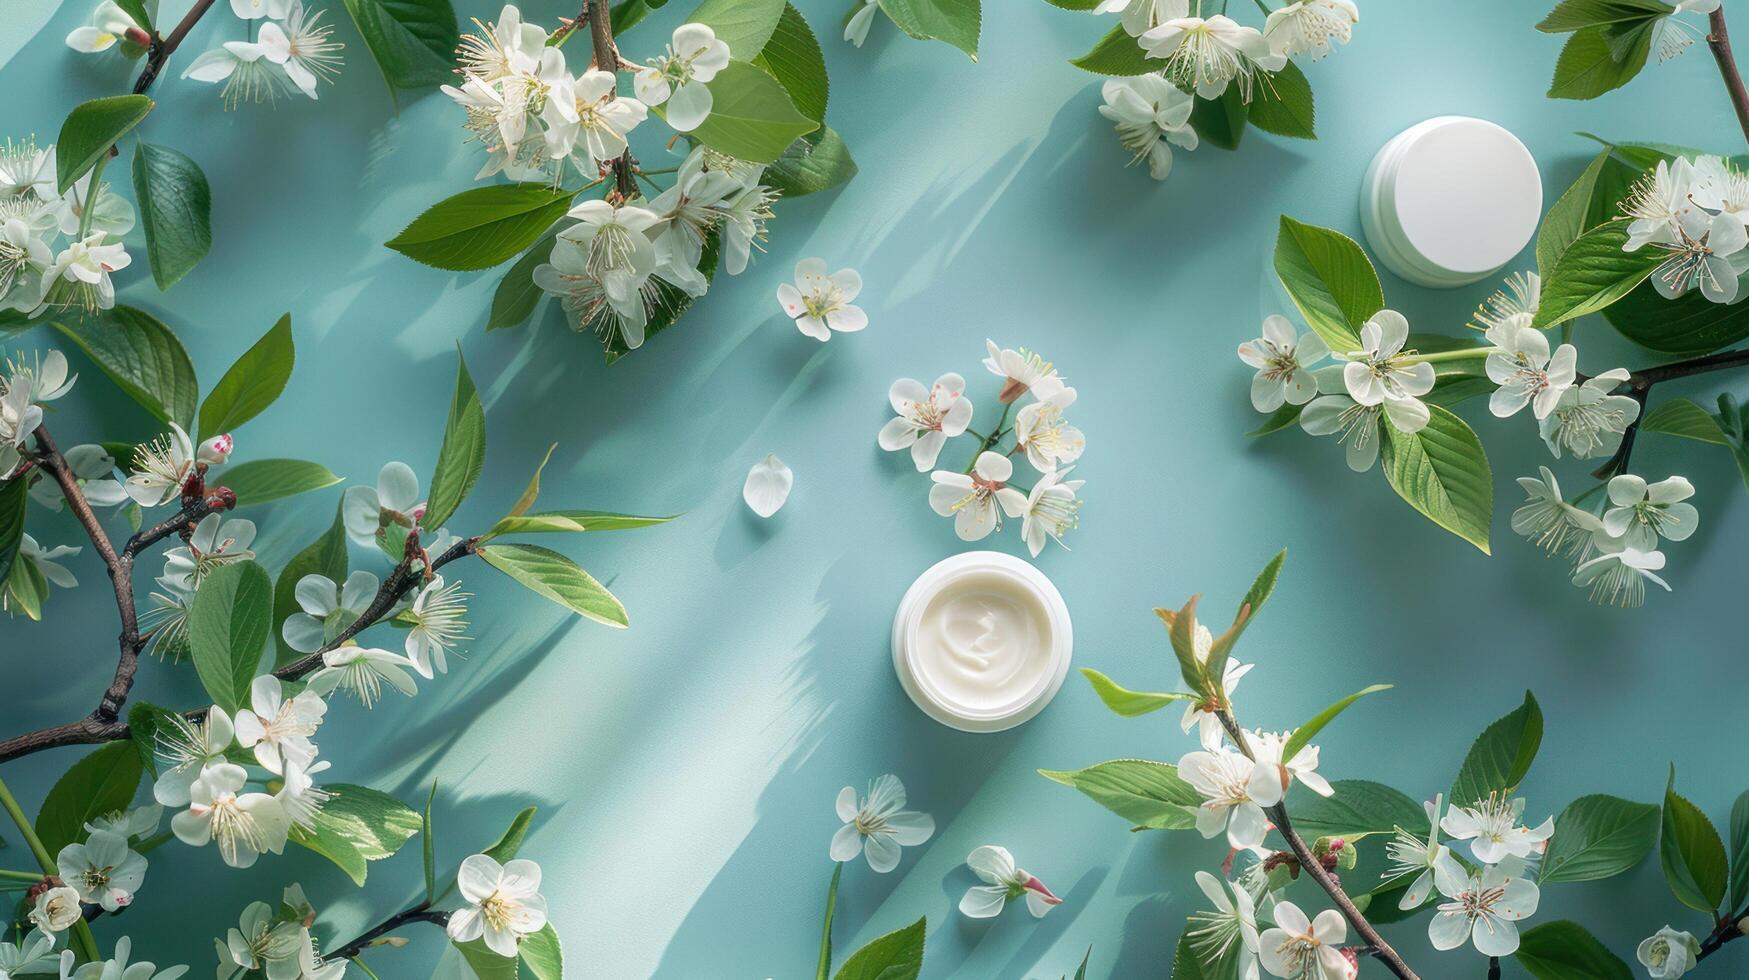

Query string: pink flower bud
[198,433,233,464]
[1021,876,1061,906]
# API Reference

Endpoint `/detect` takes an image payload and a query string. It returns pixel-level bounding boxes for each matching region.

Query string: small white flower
[1014,388,1086,473]
[776,258,867,341]
[1298,392,1386,472]
[0,217,53,313]
[1248,729,1334,798]
[281,570,379,654]
[233,675,325,775]
[342,461,423,548]
[171,762,290,868]
[1021,466,1085,558]
[447,854,549,958]
[0,137,54,200]
[1604,474,1698,550]
[1178,622,1253,745]
[69,936,186,980]
[31,444,124,511]
[958,845,1062,919]
[1539,369,1641,460]
[66,1,140,52]
[1470,270,1542,334]
[547,199,661,345]
[1262,0,1358,60]
[125,423,196,507]
[253,3,344,100]
[57,830,146,912]
[1689,154,1749,228]
[1441,795,1554,864]
[928,451,1028,541]
[983,340,1065,403]
[648,147,742,294]
[844,0,879,46]
[84,804,163,843]
[152,707,234,807]
[53,171,136,240]
[1623,159,1697,250]
[220,898,307,979]
[275,757,332,833]
[1097,73,1198,181]
[1573,541,1672,608]
[1186,871,1261,980]
[1383,795,1461,910]
[742,453,793,518]
[0,930,56,977]
[40,231,130,314]
[1638,926,1701,979]
[27,886,82,936]
[1239,315,1328,412]
[830,775,934,873]
[0,381,40,478]
[1341,310,1433,422]
[1140,15,1285,101]
[1648,207,1749,303]
[160,513,257,592]
[1484,321,1575,420]
[878,374,974,471]
[307,647,420,707]
[1512,466,1606,564]
[1095,0,1190,38]
[1257,900,1349,980]
[455,5,547,82]
[405,575,470,678]
[1178,738,1281,849]
[15,534,80,591]
[230,0,289,20]
[716,176,777,276]
[1428,858,1539,956]
[634,24,730,132]
[550,69,648,172]
[181,40,293,108]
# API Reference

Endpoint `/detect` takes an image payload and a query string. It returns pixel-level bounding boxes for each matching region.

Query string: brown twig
[586,0,640,200]
[1588,347,1749,479]
[1697,910,1747,962]
[130,0,219,95]
[326,902,451,962]
[1708,7,1749,148]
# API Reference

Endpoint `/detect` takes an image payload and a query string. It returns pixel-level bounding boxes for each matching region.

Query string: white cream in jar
[891,552,1072,732]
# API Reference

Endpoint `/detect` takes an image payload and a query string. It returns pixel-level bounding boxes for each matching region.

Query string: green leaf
[1640,398,1732,444]
[1070,24,1153,75]
[1039,760,1200,830]
[878,0,979,58]
[1044,0,1099,8]
[290,783,422,884]
[1536,0,1670,32]
[1537,146,1613,278]
[484,806,536,863]
[1248,62,1315,140]
[219,458,343,507]
[1379,406,1493,554]
[686,0,785,57]
[1450,691,1543,807]
[763,127,858,197]
[1539,794,1660,883]
[1289,780,1428,842]
[611,0,666,34]
[131,142,212,290]
[1515,921,1634,980]
[1283,685,1391,764]
[34,742,144,857]
[479,542,628,627]
[1661,768,1728,913]
[1199,548,1286,691]
[683,61,819,165]
[1171,931,1214,980]
[55,95,154,194]
[52,305,198,429]
[1549,24,1651,100]
[3,550,48,621]
[126,701,181,777]
[423,353,487,530]
[341,0,458,93]
[1247,403,1302,436]
[1080,668,1193,718]
[834,916,926,980]
[112,0,152,31]
[1189,87,1248,152]
[1604,279,1749,355]
[486,228,558,332]
[199,313,294,439]
[273,502,348,666]
[519,924,563,980]
[187,560,272,713]
[387,184,574,272]
[1729,789,1749,909]
[423,780,438,903]
[455,941,518,980]
[754,3,828,122]
[1273,216,1381,353]
[485,510,673,537]
[0,479,25,588]
[1532,219,1663,327]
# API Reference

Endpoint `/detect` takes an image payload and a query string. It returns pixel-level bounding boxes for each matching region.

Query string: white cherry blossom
[153,707,234,807]
[125,423,196,507]
[448,854,549,957]
[830,774,934,873]
[1141,16,1285,100]
[160,513,257,592]
[342,461,424,547]
[635,24,731,132]
[1341,310,1433,423]
[1187,870,1261,980]
[1014,388,1085,472]
[1098,74,1198,181]
[1258,901,1349,980]
[170,762,290,869]
[983,339,1065,402]
[1383,795,1462,910]
[66,1,141,53]
[1263,0,1358,60]
[1239,315,1328,412]
[57,830,146,912]
[1573,542,1672,608]
[776,258,867,341]
[1179,738,1280,849]
[1638,926,1701,979]
[40,231,130,314]
[1603,474,1698,550]
[1441,795,1554,864]
[233,675,326,775]
[1428,858,1539,956]
[1539,369,1641,459]
[958,845,1062,919]
[405,575,470,677]
[308,646,420,707]
[1484,320,1574,419]
[1021,466,1084,558]
[281,570,380,654]
[928,451,1027,541]
[878,374,973,471]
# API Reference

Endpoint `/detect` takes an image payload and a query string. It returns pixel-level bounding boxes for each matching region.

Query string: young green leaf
[219,459,344,507]
[1379,407,1493,554]
[52,305,198,429]
[1274,216,1382,353]
[423,779,438,903]
[753,3,828,122]
[764,127,859,197]
[485,510,675,538]
[1533,219,1664,327]
[681,61,818,164]
[479,543,628,627]
[1450,691,1543,807]
[1070,24,1154,75]
[833,916,926,980]
[1039,760,1200,830]
[505,444,557,520]
[289,783,423,884]
[1514,920,1633,980]
[126,701,183,776]
[1162,596,1210,698]
[33,742,144,857]
[387,184,575,272]
[3,551,48,621]
[1729,789,1749,909]
[486,228,557,331]
[1539,794,1660,884]
[341,0,458,93]
[55,95,154,193]
[131,142,213,290]
[1288,780,1428,842]
[518,924,563,980]
[1248,61,1315,140]
[484,806,537,863]
[0,479,26,586]
[1548,24,1652,100]
[1080,668,1194,718]
[1201,548,1287,687]
[1282,684,1391,764]
[816,861,842,980]
[1661,768,1728,913]
[188,560,273,713]
[1536,146,1613,279]
[423,353,487,530]
[1536,0,1670,33]
[879,0,980,59]
[685,0,785,57]
[1247,403,1302,437]
[273,502,348,666]
[1639,398,1732,444]
[199,313,294,439]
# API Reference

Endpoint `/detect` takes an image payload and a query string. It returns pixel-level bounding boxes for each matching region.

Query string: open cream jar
[891,551,1073,733]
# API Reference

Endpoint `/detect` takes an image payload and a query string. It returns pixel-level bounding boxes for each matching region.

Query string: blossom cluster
[1622,153,1749,305]
[878,340,1086,556]
[1094,0,1360,181]
[0,138,133,317]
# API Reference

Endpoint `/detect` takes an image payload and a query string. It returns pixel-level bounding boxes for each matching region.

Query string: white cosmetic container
[1360,116,1543,288]
[891,551,1073,733]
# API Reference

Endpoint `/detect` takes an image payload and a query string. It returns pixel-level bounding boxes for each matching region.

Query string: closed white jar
[1360,116,1542,288]
[891,551,1073,733]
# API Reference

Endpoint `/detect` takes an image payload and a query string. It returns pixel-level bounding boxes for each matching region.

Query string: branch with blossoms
[1046,550,1749,980]
[0,317,666,974]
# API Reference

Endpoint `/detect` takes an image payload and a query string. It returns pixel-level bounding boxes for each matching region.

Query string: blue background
[2,0,1747,976]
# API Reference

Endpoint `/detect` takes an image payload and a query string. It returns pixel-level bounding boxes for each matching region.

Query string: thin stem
[963,402,1014,473]
[815,862,842,980]
[1697,908,1747,961]
[1586,347,1749,480]
[326,902,450,961]
[1487,956,1501,980]
[586,0,639,200]
[0,868,45,881]
[1250,0,1275,15]
[1403,348,1494,365]
[131,0,219,94]
[1707,7,1749,148]
[76,153,108,239]
[0,773,101,963]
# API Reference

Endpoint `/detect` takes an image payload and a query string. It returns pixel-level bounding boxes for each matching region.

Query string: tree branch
[1587,347,1749,479]
[587,0,640,200]
[130,0,218,95]
[1697,909,1747,962]
[1708,7,1749,148]
[327,902,450,962]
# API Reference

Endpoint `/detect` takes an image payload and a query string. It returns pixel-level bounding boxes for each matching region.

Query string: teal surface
[2,0,1746,976]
